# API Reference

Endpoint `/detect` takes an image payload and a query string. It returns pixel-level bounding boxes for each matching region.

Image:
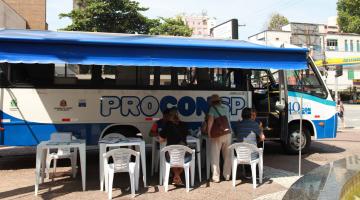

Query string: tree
[267,13,289,31]
[60,0,159,34]
[149,17,192,37]
[337,0,360,33]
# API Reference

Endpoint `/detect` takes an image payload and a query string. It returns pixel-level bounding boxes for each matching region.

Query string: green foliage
[60,0,159,34]
[267,13,289,31]
[149,17,192,37]
[337,0,360,33]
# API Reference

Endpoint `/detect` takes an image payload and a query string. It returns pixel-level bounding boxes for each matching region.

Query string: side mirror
[275,101,286,112]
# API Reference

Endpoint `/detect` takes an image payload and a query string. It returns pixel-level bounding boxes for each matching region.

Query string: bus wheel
[284,124,311,154]
[101,125,142,139]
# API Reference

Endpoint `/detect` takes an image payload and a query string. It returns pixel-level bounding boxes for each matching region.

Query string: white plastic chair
[46,132,77,179]
[102,133,127,151]
[102,133,127,141]
[151,136,160,176]
[153,128,201,179]
[161,145,195,192]
[228,142,263,189]
[103,148,140,199]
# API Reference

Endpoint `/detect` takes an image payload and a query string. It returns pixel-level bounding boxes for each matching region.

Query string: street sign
[314,56,360,67]
[210,19,239,40]
[353,79,360,86]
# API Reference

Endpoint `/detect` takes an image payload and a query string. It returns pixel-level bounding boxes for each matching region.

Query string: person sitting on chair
[159,107,190,186]
[234,107,265,146]
[234,107,265,178]
[251,108,263,129]
[149,108,171,137]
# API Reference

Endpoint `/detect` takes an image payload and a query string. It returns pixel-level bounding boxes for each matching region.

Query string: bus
[0,29,337,154]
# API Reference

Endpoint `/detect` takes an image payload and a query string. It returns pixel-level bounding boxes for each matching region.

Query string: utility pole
[322,34,327,82]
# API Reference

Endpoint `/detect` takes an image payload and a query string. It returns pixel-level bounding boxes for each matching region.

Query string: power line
[244,0,306,22]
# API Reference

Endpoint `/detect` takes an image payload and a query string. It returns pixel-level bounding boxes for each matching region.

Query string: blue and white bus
[0,29,337,153]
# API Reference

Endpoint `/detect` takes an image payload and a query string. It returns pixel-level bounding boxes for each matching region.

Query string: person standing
[207,94,232,182]
[337,99,345,128]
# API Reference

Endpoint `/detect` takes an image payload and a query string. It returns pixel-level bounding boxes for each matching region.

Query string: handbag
[209,106,230,138]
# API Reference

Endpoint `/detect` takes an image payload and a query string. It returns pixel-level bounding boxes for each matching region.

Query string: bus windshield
[286,64,327,99]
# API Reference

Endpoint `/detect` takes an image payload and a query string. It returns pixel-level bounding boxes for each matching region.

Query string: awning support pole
[299,94,303,176]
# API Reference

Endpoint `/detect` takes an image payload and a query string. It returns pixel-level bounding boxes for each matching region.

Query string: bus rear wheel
[283,124,311,154]
[101,125,142,139]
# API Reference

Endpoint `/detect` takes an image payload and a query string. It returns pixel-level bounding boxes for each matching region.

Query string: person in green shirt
[206,94,232,183]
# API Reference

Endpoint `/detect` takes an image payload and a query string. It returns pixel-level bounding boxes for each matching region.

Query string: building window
[357,40,360,52]
[350,40,354,51]
[348,70,354,80]
[326,39,338,51]
[345,39,348,51]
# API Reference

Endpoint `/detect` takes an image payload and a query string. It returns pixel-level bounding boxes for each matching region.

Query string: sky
[46,0,338,40]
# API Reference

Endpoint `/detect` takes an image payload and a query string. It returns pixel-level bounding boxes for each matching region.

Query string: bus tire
[283,124,311,154]
[101,125,142,139]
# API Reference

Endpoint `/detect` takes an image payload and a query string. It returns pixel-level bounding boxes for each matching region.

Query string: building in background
[249,17,360,96]
[181,12,216,38]
[0,0,47,30]
[0,0,26,29]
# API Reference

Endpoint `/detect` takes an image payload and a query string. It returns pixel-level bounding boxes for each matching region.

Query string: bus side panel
[2,123,109,146]
[312,114,337,139]
[2,123,55,146]
[288,91,337,139]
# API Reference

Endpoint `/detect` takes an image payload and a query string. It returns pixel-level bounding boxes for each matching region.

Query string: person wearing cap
[207,94,232,183]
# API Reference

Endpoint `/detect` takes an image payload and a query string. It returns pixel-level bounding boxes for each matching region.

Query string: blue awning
[0,29,308,69]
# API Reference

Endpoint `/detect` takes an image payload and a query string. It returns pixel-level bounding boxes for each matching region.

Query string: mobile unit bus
[0,30,337,153]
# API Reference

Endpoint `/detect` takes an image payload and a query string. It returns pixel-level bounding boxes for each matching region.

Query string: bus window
[212,68,228,88]
[158,67,172,86]
[177,67,198,87]
[196,68,211,88]
[77,65,92,81]
[287,65,327,98]
[115,66,136,86]
[10,63,54,86]
[0,63,9,86]
[250,70,271,89]
[54,64,91,85]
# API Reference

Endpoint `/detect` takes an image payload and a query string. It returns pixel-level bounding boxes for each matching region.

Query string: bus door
[278,70,288,142]
[250,69,286,139]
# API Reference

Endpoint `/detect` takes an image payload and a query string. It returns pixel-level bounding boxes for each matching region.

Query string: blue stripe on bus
[288,91,336,106]
[312,114,338,139]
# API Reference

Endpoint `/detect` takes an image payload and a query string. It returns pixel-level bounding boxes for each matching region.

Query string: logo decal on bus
[54,99,73,111]
[288,102,312,115]
[100,95,246,117]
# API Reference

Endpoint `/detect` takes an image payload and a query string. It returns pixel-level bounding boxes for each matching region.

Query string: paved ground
[0,129,359,200]
[342,104,360,129]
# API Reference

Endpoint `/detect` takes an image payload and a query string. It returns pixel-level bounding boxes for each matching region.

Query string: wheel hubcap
[289,130,306,150]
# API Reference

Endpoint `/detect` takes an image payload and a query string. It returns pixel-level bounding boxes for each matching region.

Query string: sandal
[172,176,184,186]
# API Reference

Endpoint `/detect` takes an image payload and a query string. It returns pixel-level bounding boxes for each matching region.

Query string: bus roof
[0,29,308,69]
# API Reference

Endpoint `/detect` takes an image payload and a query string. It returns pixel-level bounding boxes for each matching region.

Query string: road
[342,104,360,129]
